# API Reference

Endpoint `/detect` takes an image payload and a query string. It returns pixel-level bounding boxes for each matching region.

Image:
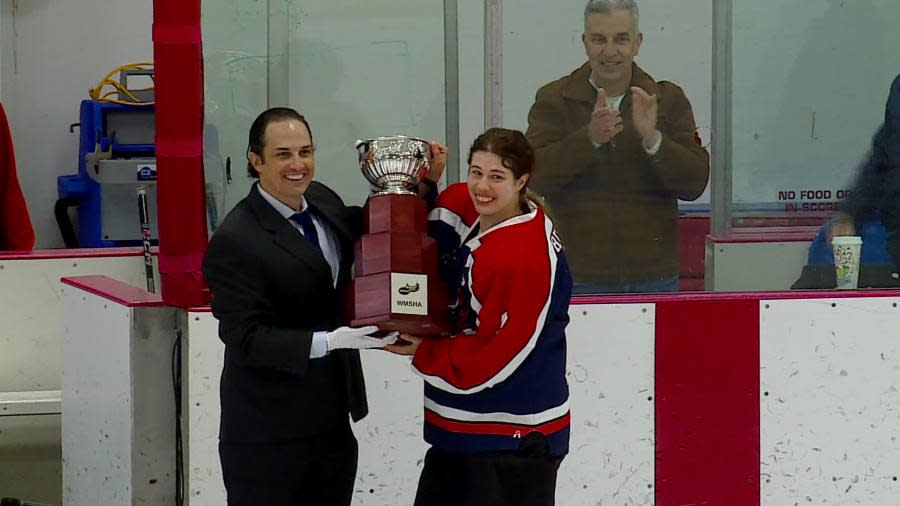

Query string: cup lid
[831,235,862,245]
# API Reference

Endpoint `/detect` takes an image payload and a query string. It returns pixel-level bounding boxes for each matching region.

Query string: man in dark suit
[202,107,409,505]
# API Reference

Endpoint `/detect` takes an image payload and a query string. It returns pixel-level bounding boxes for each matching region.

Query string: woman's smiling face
[467,150,528,230]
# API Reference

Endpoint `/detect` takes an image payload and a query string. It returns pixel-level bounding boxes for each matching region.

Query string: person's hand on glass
[589,88,624,145]
[427,141,448,184]
[384,333,424,356]
[631,86,661,149]
[827,212,856,244]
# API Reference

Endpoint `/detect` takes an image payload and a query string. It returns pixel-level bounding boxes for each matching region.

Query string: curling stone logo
[398,282,420,296]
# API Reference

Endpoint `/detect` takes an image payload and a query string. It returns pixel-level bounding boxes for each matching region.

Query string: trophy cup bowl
[347,136,449,337]
[355,136,431,196]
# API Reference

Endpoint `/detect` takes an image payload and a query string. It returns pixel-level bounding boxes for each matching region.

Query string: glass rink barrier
[202,0,448,224]
[497,0,900,295]
[199,0,900,297]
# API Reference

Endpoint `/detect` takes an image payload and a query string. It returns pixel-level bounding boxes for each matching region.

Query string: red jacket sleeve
[412,240,553,394]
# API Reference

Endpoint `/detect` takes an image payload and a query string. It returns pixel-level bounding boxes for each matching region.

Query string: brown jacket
[526,63,709,285]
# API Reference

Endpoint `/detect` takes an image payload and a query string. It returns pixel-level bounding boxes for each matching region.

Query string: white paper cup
[831,235,862,289]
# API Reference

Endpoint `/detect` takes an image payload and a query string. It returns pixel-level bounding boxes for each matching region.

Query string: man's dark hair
[246,107,313,178]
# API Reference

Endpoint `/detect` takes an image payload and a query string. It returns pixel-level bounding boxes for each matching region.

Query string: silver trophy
[355,135,431,196]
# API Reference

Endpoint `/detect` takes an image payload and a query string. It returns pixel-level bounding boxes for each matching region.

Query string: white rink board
[185,311,227,506]
[60,285,176,506]
[561,303,656,504]
[353,348,428,505]
[61,285,134,506]
[760,297,900,504]
[181,304,655,505]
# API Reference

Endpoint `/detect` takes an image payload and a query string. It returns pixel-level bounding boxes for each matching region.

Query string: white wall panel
[0,255,158,390]
[0,0,153,248]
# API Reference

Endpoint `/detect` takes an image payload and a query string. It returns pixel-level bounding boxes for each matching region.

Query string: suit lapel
[247,184,331,273]
[305,185,357,286]
[306,188,353,247]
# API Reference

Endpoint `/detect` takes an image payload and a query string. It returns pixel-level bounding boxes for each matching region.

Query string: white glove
[325,325,399,352]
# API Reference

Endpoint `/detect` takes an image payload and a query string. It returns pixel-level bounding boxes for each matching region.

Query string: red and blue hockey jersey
[413,182,573,456]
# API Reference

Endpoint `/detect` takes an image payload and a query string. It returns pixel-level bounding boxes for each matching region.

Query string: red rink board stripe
[61,275,163,307]
[655,299,760,505]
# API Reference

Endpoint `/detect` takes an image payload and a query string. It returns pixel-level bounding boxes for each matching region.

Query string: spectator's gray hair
[584,0,640,34]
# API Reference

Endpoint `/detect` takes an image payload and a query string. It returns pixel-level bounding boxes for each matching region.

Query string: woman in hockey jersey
[386,128,573,506]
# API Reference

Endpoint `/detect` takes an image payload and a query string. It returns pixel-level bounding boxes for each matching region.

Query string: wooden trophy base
[348,270,450,337]
[347,194,450,337]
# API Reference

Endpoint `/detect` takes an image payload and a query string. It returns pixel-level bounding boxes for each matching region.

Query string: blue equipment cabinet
[57,100,157,247]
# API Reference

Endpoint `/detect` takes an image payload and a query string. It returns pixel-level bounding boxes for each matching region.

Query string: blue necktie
[289,211,322,253]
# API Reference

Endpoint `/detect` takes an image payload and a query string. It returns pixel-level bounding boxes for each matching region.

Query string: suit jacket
[526,63,709,284]
[202,182,366,442]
